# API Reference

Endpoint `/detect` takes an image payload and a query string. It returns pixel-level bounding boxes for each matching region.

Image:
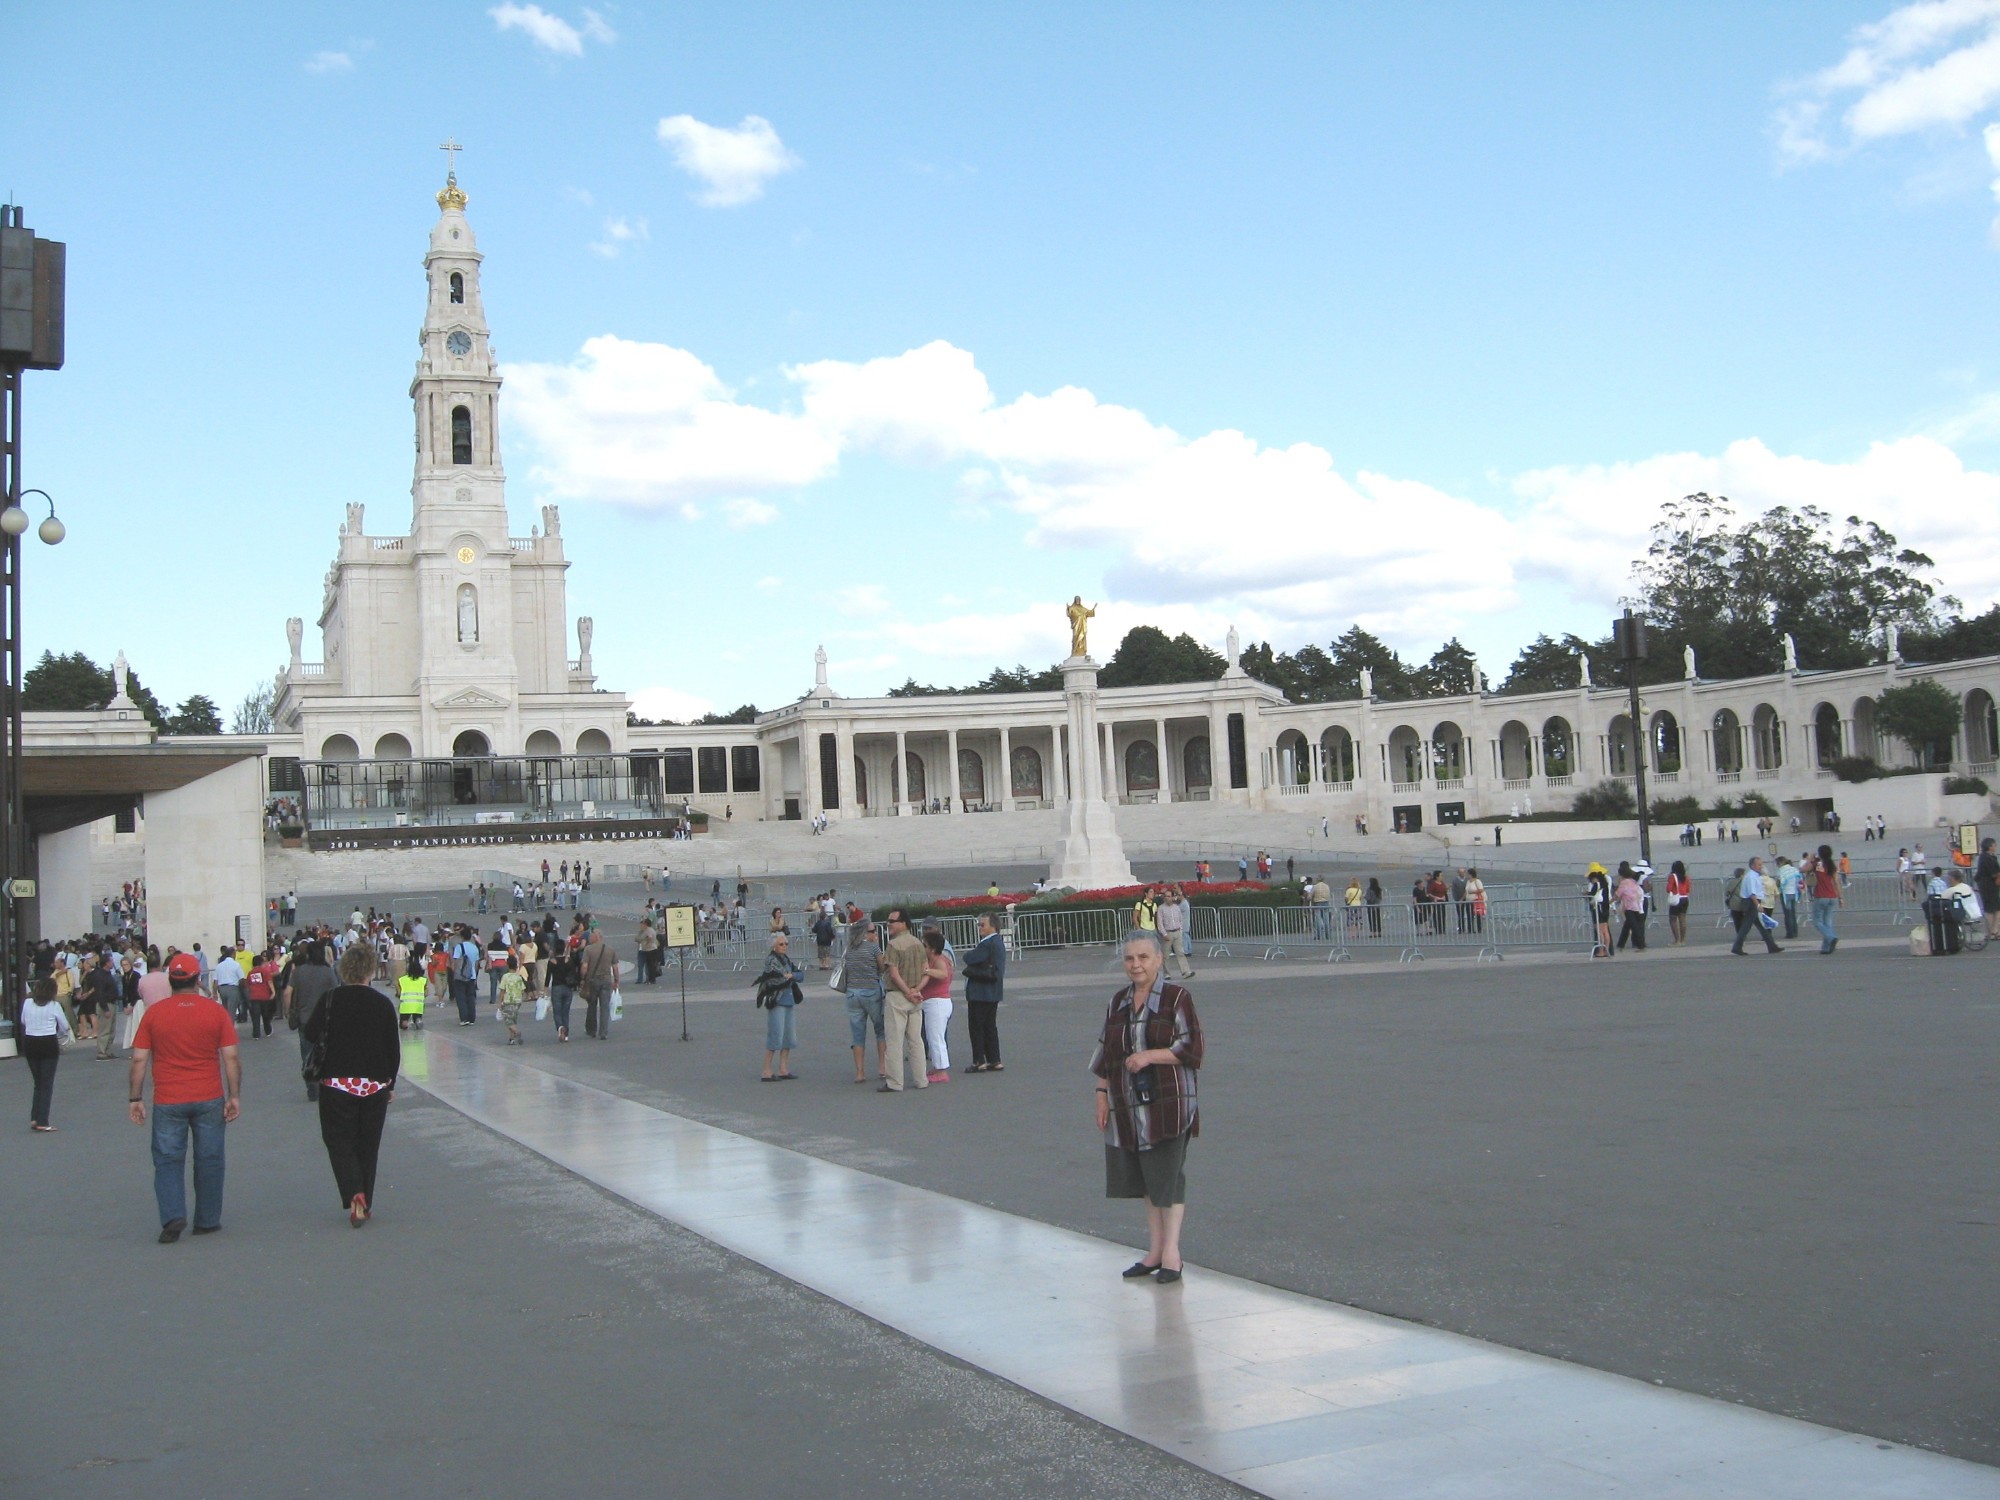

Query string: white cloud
[655,114,800,206]
[629,685,713,723]
[1513,434,2000,610]
[304,50,354,74]
[506,331,2000,663]
[502,335,840,505]
[489,3,613,55]
[755,575,784,593]
[588,215,649,258]
[1779,1,2000,237]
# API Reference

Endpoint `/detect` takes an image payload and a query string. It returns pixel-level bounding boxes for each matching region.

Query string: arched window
[451,405,473,465]
[457,583,478,643]
[449,271,464,304]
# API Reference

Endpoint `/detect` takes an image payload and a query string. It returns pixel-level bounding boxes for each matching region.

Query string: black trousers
[23,1040,57,1126]
[1617,910,1647,950]
[317,1088,390,1208]
[584,991,610,1039]
[248,1000,277,1037]
[967,1000,1001,1067]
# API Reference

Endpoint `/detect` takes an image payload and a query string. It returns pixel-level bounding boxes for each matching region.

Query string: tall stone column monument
[1048,597,1136,890]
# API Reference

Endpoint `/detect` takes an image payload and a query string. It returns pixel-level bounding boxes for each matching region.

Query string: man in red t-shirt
[129,952,242,1243]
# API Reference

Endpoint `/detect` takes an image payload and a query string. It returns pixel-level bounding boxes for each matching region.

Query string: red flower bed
[930,892,1032,910]
[1054,880,1269,904]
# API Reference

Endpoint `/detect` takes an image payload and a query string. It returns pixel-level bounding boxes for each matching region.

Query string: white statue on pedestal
[1683,644,1696,680]
[1359,666,1373,698]
[1226,624,1241,666]
[1579,653,1592,688]
[286,617,304,668]
[813,644,829,693]
[110,650,134,706]
[1886,622,1901,661]
[577,616,593,664]
[1783,633,1798,673]
[345,501,365,536]
[541,503,562,538]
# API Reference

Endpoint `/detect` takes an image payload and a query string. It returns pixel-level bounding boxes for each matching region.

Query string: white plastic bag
[610,988,624,1020]
[535,994,551,1022]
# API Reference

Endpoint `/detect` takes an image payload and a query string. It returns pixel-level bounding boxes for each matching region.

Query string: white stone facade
[270,175,625,765]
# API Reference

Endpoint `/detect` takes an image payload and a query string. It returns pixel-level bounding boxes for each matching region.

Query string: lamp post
[1613,607,1651,869]
[0,204,66,1043]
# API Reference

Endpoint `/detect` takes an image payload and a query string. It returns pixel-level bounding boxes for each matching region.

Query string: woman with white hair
[1091,928,1205,1284]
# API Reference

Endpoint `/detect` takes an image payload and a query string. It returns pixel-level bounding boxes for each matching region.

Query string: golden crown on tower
[436,171,468,211]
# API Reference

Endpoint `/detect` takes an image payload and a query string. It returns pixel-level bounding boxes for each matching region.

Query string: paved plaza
[8,897,1997,1496]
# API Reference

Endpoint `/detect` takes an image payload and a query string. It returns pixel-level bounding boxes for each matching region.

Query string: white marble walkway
[410,1033,1998,1499]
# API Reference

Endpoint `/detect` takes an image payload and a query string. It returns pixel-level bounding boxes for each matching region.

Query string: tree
[1903,603,2000,664]
[1413,638,1478,696]
[1626,494,1950,682]
[165,694,223,735]
[232,682,275,734]
[1330,626,1412,700]
[1874,679,1961,767]
[694,704,759,725]
[20,649,170,727]
[1097,627,1226,688]
[22,650,111,710]
[1497,634,1604,695]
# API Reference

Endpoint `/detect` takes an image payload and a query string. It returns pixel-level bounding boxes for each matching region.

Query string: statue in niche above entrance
[1066,595,1096,658]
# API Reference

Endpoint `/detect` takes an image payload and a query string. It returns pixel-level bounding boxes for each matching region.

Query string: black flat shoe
[158,1219,186,1244]
[1122,1260,1161,1278]
[1154,1267,1183,1284]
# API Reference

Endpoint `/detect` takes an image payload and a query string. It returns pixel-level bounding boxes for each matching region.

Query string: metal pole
[1620,608,1652,869]
[0,362,21,1031]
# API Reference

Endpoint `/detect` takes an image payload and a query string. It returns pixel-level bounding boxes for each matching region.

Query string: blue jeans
[845,987,885,1048]
[550,983,574,1034]
[1811,897,1839,952]
[1781,896,1799,939]
[487,968,503,1007]
[152,1097,225,1230]
[764,1000,797,1052]
[452,978,477,1023]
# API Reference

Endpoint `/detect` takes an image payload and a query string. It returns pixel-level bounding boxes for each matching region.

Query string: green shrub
[1571,780,1636,819]
[1739,792,1777,817]
[1830,755,1882,783]
[1945,775,1990,796]
[1650,795,1703,824]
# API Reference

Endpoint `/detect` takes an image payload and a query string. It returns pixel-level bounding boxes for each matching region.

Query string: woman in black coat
[304,942,402,1226]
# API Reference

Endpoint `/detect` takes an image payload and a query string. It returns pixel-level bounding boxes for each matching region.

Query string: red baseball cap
[166,952,202,980]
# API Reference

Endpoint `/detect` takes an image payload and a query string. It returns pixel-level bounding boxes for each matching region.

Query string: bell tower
[409,145,507,550]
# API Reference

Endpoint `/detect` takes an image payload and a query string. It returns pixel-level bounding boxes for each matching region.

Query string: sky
[14,1,2000,722]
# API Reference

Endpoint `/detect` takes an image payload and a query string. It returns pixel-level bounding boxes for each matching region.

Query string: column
[1053,725,1069,803]
[1102,720,1116,801]
[835,719,856,813]
[894,729,907,814]
[946,726,960,812]
[998,725,1012,811]
[1156,716,1172,802]
[1207,702,1227,802]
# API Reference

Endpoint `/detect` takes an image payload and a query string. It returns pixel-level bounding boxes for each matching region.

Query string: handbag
[827,960,845,991]
[301,992,334,1083]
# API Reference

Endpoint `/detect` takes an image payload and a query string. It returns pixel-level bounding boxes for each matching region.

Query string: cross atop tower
[439,136,463,176]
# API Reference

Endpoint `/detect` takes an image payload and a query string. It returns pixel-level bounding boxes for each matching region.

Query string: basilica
[265,173,2000,846]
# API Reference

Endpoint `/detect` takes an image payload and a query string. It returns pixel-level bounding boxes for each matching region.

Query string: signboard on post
[663,903,696,1042]
[662,903,697,949]
[1958,824,1980,859]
